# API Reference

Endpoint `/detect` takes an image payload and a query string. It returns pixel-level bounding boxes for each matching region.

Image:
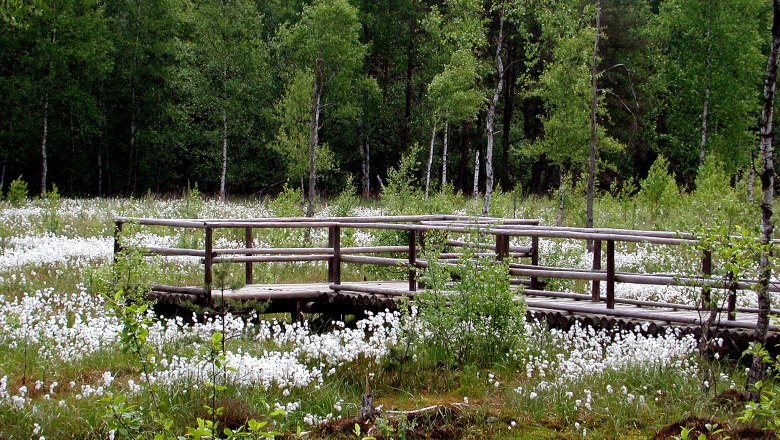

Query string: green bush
[7,176,28,207]
[637,156,680,221]
[414,232,527,368]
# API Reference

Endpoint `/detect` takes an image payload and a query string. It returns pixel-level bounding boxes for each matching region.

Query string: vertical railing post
[606,240,615,309]
[495,234,509,261]
[245,227,253,285]
[204,226,213,307]
[113,220,124,263]
[701,249,712,309]
[408,229,417,292]
[727,259,737,321]
[591,239,601,302]
[328,225,341,284]
[530,236,540,290]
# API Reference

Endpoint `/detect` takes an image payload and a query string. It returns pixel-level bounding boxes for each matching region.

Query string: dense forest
[0,0,774,204]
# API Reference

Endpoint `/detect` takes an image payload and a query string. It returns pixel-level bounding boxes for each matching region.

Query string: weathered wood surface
[198,281,779,335]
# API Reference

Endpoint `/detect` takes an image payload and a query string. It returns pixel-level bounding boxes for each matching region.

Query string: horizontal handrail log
[446,239,532,254]
[524,299,780,331]
[150,284,208,295]
[145,246,207,257]
[522,289,780,314]
[214,247,334,255]
[330,283,414,297]
[614,273,780,293]
[341,246,410,254]
[510,266,606,281]
[340,255,409,267]
[420,218,542,226]
[210,255,332,264]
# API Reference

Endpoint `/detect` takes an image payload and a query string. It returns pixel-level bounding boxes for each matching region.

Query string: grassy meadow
[0,174,777,439]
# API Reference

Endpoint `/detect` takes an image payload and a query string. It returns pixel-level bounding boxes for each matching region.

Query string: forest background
[0,0,773,210]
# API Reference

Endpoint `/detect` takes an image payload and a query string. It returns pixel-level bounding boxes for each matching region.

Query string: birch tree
[650,0,764,183]
[277,0,365,216]
[747,0,780,394]
[185,0,267,202]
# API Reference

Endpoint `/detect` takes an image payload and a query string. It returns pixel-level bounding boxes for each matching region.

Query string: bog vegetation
[0,167,779,439]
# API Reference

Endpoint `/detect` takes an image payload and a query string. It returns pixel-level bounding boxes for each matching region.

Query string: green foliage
[40,183,61,234]
[381,144,423,214]
[637,156,680,218]
[691,159,754,229]
[741,342,780,433]
[414,232,527,368]
[7,176,28,207]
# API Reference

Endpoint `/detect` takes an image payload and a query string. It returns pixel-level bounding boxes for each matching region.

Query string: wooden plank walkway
[205,281,777,335]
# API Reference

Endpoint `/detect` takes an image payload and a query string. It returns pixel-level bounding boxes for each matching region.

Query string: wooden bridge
[113,214,780,352]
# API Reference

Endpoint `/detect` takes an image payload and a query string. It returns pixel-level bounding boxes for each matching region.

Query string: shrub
[414,231,527,368]
[7,176,28,207]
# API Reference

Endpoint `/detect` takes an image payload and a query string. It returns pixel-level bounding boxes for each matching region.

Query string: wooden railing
[113,215,780,320]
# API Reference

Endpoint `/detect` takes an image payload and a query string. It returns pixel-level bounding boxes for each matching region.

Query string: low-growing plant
[413,230,527,368]
[741,341,780,433]
[6,175,28,207]
[40,183,61,234]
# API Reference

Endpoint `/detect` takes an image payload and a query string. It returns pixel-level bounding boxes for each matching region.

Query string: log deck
[120,215,780,351]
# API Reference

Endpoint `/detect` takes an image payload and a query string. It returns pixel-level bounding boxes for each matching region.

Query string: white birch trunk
[472,150,480,211]
[360,132,370,199]
[748,0,780,394]
[425,121,436,199]
[220,108,228,202]
[556,169,565,227]
[40,96,49,195]
[699,86,710,166]
[482,18,505,216]
[307,58,323,218]
[441,120,449,187]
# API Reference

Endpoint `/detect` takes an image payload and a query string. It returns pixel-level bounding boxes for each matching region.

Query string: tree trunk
[40,95,49,195]
[360,127,370,199]
[501,38,515,191]
[442,120,449,187]
[556,168,565,227]
[472,150,480,210]
[699,0,713,167]
[307,58,323,218]
[425,121,436,199]
[402,0,416,151]
[748,165,755,203]
[1,156,6,195]
[220,108,228,202]
[699,86,710,166]
[482,18,505,216]
[747,0,780,397]
[129,84,137,196]
[586,0,602,251]
[457,120,472,191]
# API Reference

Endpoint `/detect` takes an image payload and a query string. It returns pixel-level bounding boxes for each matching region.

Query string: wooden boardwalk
[167,280,780,352]
[122,215,780,354]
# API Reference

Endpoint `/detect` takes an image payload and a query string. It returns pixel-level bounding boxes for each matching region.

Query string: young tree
[530,0,620,224]
[649,0,764,184]
[184,0,268,202]
[747,0,780,395]
[276,0,365,216]
[423,0,487,198]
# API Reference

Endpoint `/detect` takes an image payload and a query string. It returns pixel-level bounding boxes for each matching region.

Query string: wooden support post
[496,234,509,261]
[245,227,253,285]
[591,240,601,302]
[292,301,302,323]
[408,230,417,292]
[328,225,341,284]
[204,227,213,308]
[113,220,123,263]
[606,240,615,309]
[727,270,737,321]
[701,249,712,309]
[530,236,540,290]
